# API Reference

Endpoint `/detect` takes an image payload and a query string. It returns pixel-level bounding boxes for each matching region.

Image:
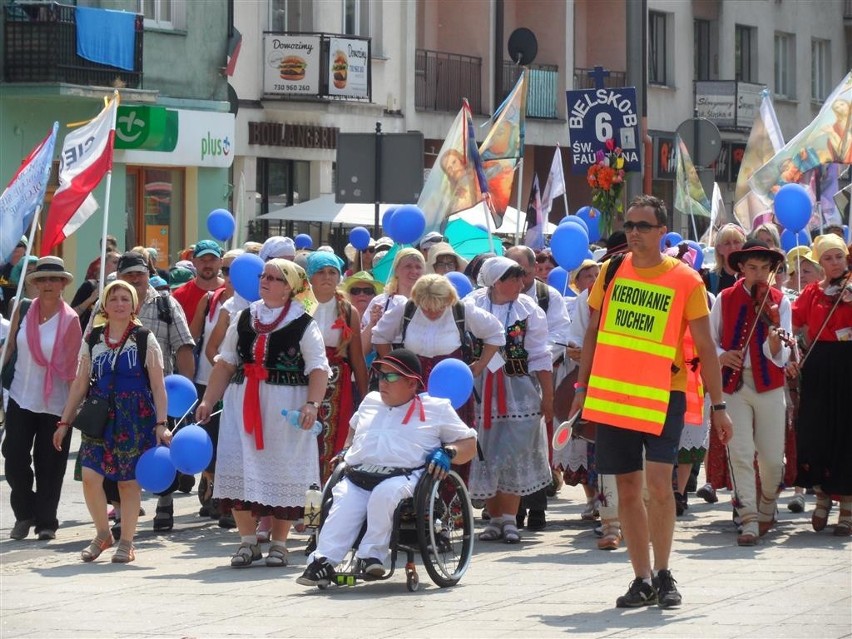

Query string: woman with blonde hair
[196,259,330,567]
[709,223,747,294]
[750,223,781,250]
[361,247,425,351]
[54,280,169,563]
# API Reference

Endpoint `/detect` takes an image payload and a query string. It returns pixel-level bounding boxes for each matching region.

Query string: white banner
[327,37,369,99]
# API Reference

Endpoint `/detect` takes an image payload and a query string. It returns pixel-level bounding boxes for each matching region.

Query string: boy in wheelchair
[297,348,477,587]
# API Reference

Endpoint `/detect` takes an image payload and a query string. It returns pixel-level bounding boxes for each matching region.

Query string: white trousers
[311,471,422,566]
[725,369,786,525]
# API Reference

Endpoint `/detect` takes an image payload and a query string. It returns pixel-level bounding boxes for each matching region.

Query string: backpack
[399,300,475,362]
[603,253,626,294]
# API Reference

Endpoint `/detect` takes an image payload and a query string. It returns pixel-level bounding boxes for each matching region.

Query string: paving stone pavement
[1,439,850,639]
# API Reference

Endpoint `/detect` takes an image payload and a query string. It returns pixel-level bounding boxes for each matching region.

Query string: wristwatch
[710,402,727,413]
[306,401,320,408]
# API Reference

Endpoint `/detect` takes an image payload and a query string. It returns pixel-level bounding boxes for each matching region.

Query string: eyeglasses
[349,286,376,296]
[221,267,230,276]
[434,259,457,268]
[623,221,664,233]
[377,371,403,383]
[258,273,286,283]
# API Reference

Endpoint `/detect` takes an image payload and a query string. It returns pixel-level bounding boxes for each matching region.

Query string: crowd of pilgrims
[1,220,850,566]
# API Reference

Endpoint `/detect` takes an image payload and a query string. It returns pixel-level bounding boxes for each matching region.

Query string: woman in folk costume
[196,259,330,568]
[305,251,368,482]
[467,257,553,545]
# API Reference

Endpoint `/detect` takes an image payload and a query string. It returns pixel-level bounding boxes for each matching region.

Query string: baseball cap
[117,251,149,275]
[419,231,444,251]
[372,348,424,387]
[169,267,194,289]
[193,239,223,258]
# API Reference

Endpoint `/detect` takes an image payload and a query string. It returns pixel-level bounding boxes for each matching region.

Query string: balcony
[502,62,559,119]
[573,68,627,90]
[4,2,144,89]
[415,49,483,115]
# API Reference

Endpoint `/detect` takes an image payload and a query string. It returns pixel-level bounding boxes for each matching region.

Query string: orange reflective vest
[682,327,705,427]
[584,256,697,435]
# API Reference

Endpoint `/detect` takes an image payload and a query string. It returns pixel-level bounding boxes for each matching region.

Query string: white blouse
[10,314,67,416]
[313,298,341,349]
[372,299,504,357]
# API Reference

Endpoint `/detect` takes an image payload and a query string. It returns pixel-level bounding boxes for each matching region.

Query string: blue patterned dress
[78,327,161,481]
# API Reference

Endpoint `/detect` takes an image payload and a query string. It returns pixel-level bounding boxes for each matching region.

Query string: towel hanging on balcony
[75,7,136,72]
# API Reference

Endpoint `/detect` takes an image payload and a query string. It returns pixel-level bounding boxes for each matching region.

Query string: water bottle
[281,409,323,436]
[304,483,322,528]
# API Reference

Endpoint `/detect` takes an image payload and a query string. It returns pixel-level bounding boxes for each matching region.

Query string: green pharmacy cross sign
[114,105,178,152]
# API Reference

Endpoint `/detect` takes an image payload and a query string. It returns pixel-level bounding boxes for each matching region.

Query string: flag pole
[557,144,569,217]
[97,91,120,292]
[689,204,699,243]
[514,158,524,245]
[482,199,496,254]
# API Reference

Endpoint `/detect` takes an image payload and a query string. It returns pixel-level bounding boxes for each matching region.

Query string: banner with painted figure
[674,136,711,220]
[417,105,483,234]
[479,71,527,222]
[750,71,852,198]
[733,90,784,228]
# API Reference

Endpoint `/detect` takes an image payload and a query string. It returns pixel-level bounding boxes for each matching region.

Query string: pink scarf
[26,298,82,398]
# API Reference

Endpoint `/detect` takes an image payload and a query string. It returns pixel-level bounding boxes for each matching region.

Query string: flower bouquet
[586,138,626,238]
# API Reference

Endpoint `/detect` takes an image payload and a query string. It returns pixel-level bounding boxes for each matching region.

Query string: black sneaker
[653,569,682,608]
[361,557,386,577]
[616,578,657,608]
[9,519,34,540]
[296,558,336,587]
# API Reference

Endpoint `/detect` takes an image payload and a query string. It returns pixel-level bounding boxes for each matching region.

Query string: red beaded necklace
[104,322,134,349]
[252,299,291,334]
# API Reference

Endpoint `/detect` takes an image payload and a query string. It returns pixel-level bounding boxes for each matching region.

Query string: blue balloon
[169,424,213,475]
[576,206,601,243]
[661,231,683,250]
[165,374,197,418]
[774,184,812,232]
[136,446,177,493]
[686,240,704,270]
[559,215,589,234]
[547,266,569,295]
[382,207,398,236]
[295,233,313,250]
[780,228,811,252]
[446,271,473,298]
[349,226,371,251]
[229,252,264,302]
[550,223,589,271]
[428,358,474,410]
[207,209,235,242]
[388,204,426,245]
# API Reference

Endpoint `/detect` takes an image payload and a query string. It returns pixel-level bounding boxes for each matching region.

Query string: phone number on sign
[273,84,313,92]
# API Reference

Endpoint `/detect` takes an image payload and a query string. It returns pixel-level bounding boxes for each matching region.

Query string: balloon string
[173,399,200,431]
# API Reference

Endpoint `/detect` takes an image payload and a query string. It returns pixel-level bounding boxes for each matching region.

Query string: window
[694,19,711,81]
[735,24,756,82]
[269,0,312,32]
[257,158,310,215]
[126,167,185,262]
[811,39,831,101]
[649,11,668,86]
[138,0,186,29]
[343,0,369,37]
[774,32,795,99]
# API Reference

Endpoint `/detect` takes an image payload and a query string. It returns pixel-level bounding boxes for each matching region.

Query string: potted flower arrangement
[586,138,626,238]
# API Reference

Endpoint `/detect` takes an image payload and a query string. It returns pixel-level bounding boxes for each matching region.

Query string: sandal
[265,544,289,567]
[230,542,262,568]
[834,510,852,537]
[478,522,503,542]
[812,498,832,532]
[597,524,622,551]
[81,533,113,562]
[502,522,521,544]
[111,539,136,563]
[256,515,273,544]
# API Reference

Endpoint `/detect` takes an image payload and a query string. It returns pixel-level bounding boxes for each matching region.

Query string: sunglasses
[376,371,403,383]
[258,273,286,283]
[221,266,230,276]
[349,286,376,296]
[362,247,376,254]
[36,276,65,283]
[623,221,664,233]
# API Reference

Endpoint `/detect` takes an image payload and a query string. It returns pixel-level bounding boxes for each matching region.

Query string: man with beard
[172,240,225,324]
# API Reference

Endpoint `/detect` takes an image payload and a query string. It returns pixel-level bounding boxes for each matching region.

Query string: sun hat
[25,256,73,283]
[342,270,384,295]
[427,242,469,273]
[785,246,819,273]
[727,239,784,272]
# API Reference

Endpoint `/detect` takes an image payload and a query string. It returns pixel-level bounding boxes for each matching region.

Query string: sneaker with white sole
[616,578,657,608]
[297,558,336,587]
[361,557,386,577]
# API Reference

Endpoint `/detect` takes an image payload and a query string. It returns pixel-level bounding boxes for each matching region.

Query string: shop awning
[258,194,394,227]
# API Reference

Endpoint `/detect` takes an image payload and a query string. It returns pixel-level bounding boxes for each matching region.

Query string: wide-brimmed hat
[427,242,469,273]
[342,270,384,295]
[727,239,784,272]
[26,256,73,283]
[785,246,819,273]
[372,348,424,387]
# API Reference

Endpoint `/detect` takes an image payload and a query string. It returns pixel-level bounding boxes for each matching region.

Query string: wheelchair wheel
[415,470,474,588]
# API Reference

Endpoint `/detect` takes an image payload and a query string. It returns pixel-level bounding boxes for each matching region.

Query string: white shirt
[372,299,504,356]
[524,281,571,362]
[345,392,476,469]
[313,297,341,349]
[9,314,69,416]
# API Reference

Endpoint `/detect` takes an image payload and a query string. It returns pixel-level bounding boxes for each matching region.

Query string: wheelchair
[312,462,475,591]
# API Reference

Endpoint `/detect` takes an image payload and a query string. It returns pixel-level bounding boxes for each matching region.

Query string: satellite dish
[507,28,537,66]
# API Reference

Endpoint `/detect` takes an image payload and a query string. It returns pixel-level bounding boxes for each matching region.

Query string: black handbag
[72,328,133,440]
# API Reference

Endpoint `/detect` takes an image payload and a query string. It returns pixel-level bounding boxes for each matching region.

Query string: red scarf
[26,298,82,398]
[242,301,290,450]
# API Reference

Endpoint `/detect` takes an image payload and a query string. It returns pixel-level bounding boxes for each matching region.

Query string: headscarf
[478,256,518,287]
[265,258,316,314]
[93,280,142,328]
[812,233,848,262]
[386,247,425,295]
[305,251,345,278]
[260,236,296,261]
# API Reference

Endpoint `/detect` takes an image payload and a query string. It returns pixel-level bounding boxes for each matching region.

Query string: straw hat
[25,256,73,283]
